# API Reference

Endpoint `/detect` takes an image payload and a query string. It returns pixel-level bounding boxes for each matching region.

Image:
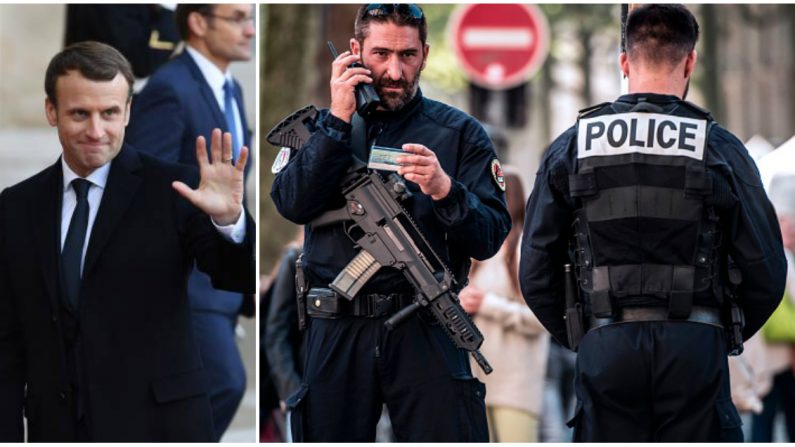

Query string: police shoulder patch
[271,147,292,174]
[491,159,506,191]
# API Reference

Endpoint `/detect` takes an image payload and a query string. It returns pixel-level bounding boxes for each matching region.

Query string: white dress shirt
[60,157,246,274]
[185,45,244,142]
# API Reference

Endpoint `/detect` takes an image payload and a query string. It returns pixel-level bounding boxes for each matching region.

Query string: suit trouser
[569,321,743,442]
[192,311,246,441]
[288,313,488,442]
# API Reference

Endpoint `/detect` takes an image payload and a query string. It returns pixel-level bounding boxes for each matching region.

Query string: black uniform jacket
[0,145,255,441]
[520,93,787,347]
[271,90,511,293]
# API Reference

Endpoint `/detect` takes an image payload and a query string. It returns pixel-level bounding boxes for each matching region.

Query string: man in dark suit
[64,4,180,82]
[125,4,255,440]
[0,41,254,442]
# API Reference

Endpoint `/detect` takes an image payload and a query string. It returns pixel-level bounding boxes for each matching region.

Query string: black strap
[572,212,593,269]
[589,267,613,317]
[586,264,697,318]
[628,100,665,114]
[684,165,712,195]
[589,305,722,331]
[569,172,597,198]
[597,264,697,295]
[577,101,611,119]
[584,185,702,222]
[668,266,695,318]
[351,112,370,164]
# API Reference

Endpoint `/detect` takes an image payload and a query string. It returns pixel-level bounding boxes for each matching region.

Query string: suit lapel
[180,51,227,131]
[30,160,64,313]
[82,145,142,279]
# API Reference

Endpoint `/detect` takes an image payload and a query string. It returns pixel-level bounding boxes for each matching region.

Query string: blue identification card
[368,145,404,172]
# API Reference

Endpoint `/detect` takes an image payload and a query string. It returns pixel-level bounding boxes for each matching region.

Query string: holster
[564,263,585,351]
[724,262,744,356]
[726,301,745,356]
[295,254,308,331]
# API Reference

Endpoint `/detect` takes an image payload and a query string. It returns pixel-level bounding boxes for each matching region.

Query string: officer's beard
[374,72,421,111]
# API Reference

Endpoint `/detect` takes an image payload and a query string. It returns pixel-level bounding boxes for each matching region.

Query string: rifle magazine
[330,250,381,300]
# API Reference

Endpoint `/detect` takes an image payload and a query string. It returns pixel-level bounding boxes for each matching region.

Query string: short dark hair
[626,4,699,67]
[354,4,427,46]
[175,4,215,40]
[45,41,134,105]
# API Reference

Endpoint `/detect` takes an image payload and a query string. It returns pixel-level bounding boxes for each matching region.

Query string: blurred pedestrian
[263,230,304,439]
[459,167,549,442]
[538,339,577,442]
[748,175,795,442]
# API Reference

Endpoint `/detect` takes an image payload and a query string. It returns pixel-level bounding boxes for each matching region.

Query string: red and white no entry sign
[448,4,550,90]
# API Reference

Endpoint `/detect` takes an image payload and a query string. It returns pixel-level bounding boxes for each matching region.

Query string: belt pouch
[306,288,341,318]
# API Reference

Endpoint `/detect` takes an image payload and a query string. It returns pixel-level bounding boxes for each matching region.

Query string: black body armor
[570,99,722,319]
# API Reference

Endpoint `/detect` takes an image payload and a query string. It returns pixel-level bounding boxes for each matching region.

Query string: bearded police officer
[270,4,510,442]
[520,4,786,442]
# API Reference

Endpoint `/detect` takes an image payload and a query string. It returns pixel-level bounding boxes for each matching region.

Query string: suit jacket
[0,146,255,442]
[127,50,253,317]
[64,5,179,79]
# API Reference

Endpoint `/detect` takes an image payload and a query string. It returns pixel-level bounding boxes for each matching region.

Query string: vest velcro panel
[584,186,703,222]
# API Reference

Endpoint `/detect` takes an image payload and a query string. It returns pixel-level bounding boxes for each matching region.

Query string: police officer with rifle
[520,4,787,442]
[269,4,510,442]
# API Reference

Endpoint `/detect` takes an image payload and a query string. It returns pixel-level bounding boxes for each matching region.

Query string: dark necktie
[223,80,241,162]
[62,178,91,310]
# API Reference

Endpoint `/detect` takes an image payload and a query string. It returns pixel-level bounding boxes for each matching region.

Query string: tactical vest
[570,99,721,319]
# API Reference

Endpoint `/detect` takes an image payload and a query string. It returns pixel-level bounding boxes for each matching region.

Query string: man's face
[45,71,131,177]
[354,22,429,111]
[204,4,255,64]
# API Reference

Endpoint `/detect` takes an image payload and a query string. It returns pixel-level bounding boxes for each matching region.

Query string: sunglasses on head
[363,4,424,20]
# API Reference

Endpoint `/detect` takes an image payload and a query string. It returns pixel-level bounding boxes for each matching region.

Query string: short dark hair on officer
[354,4,428,46]
[45,41,134,106]
[175,4,214,40]
[626,4,699,67]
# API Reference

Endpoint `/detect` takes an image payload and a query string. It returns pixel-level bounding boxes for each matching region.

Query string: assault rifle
[267,106,493,374]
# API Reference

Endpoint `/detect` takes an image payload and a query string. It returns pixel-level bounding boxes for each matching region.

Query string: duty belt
[306,287,414,319]
[588,305,723,331]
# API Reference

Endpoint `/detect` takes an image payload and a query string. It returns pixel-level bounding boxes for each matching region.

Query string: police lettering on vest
[577,112,707,160]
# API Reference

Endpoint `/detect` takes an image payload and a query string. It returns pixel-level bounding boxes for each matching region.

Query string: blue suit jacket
[127,50,251,315]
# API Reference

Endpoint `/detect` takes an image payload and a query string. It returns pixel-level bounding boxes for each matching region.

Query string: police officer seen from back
[270,4,510,442]
[520,4,786,442]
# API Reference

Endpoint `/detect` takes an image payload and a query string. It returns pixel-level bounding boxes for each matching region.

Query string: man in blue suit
[125,4,255,441]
